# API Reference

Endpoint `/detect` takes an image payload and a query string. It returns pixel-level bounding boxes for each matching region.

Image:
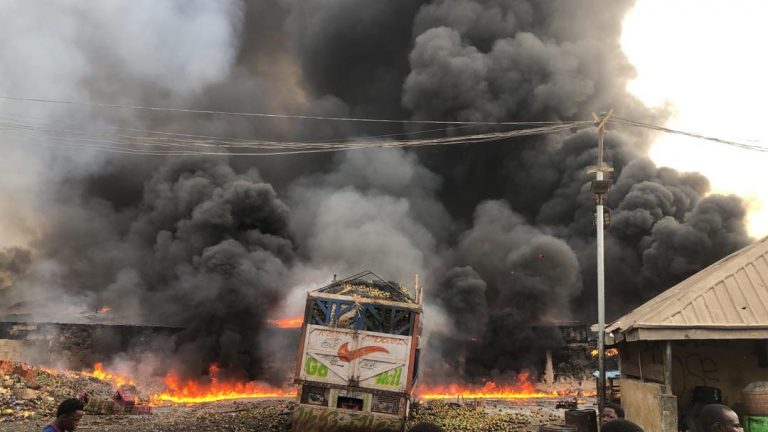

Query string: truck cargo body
[292,276,421,432]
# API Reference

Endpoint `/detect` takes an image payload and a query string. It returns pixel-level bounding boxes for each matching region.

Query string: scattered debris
[82,385,152,415]
[0,360,150,422]
[407,400,564,432]
[0,359,575,431]
[556,399,579,410]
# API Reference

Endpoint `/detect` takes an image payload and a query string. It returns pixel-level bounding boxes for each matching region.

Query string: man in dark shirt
[601,403,626,425]
[42,398,84,432]
[698,404,743,432]
[602,419,644,432]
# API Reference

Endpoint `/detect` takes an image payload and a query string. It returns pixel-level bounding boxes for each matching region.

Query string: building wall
[619,339,768,429]
[620,378,668,432]
[618,342,678,431]
[670,340,768,410]
[620,340,666,384]
[0,322,182,367]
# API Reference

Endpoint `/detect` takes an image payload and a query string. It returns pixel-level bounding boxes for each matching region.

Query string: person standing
[698,404,743,432]
[601,419,644,432]
[601,403,626,425]
[42,398,85,432]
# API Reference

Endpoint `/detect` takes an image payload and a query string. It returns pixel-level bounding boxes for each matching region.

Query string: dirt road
[0,398,572,432]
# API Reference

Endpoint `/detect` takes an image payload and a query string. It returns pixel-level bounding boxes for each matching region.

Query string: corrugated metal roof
[607,236,768,341]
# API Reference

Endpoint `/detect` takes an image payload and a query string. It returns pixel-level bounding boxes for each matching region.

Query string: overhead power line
[609,116,768,153]
[0,115,589,156]
[0,111,494,145]
[1,96,766,157]
[0,95,561,126]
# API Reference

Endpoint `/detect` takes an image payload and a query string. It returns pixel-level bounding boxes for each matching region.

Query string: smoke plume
[0,0,752,386]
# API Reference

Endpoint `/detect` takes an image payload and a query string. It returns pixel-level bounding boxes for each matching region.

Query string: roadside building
[606,236,768,432]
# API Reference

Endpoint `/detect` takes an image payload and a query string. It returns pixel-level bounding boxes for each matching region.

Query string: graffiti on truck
[375,367,403,387]
[291,405,403,432]
[337,342,390,362]
[305,356,329,378]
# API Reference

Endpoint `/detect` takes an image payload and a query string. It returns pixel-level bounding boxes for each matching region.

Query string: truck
[291,271,423,432]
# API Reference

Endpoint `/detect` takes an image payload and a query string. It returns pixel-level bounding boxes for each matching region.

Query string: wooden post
[544,350,555,389]
[664,341,673,394]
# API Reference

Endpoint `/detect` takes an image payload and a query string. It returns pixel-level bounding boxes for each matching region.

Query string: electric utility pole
[590,110,613,413]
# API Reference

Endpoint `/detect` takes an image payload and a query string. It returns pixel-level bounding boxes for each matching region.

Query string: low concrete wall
[0,321,182,368]
[0,339,24,362]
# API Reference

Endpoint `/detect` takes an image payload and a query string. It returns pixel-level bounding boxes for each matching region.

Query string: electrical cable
[0,111,490,144]
[9,96,763,157]
[0,95,564,126]
[0,117,589,156]
[609,117,768,153]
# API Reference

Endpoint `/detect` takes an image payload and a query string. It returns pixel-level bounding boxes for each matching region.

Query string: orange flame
[49,362,597,405]
[98,306,111,314]
[590,348,619,358]
[417,371,566,400]
[151,364,295,404]
[45,363,293,405]
[81,363,135,388]
[267,316,303,329]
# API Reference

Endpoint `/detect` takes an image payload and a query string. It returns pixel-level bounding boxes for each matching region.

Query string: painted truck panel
[299,325,413,392]
[292,405,405,432]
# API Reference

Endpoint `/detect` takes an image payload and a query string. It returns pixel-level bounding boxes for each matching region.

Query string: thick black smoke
[0,248,31,290]
[5,157,294,381]
[0,0,752,386]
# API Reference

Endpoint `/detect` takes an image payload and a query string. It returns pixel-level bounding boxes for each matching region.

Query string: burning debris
[81,388,152,416]
[0,358,300,427]
[0,360,140,422]
[80,363,135,388]
[415,371,590,401]
[590,348,619,358]
[267,317,303,329]
[152,364,294,404]
[0,361,311,432]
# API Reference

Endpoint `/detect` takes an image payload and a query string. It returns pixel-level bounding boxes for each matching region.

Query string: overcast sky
[622,0,768,237]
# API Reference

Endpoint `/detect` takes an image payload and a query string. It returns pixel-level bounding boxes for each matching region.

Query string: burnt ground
[0,398,578,432]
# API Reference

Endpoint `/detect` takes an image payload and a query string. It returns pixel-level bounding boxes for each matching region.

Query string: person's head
[55,398,85,431]
[698,404,743,432]
[601,403,626,424]
[409,422,446,432]
[601,419,644,432]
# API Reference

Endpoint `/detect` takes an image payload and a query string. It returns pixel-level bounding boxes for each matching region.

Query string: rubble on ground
[0,395,571,432]
[0,360,147,422]
[407,400,563,432]
[0,359,570,431]
[0,400,296,432]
